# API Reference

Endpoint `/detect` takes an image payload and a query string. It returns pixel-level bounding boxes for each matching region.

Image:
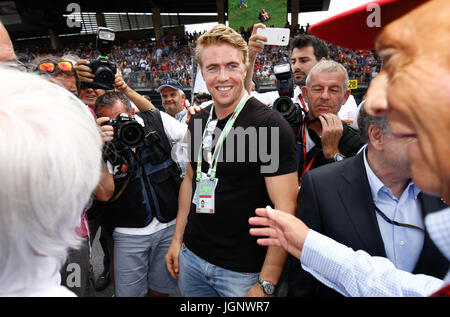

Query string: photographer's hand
[96,117,114,144]
[114,70,129,93]
[245,23,267,94]
[114,69,155,111]
[185,104,206,125]
[319,113,343,158]
[248,23,267,62]
[75,60,95,83]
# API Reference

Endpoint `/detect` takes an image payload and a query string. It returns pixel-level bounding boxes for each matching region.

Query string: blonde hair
[195,24,248,68]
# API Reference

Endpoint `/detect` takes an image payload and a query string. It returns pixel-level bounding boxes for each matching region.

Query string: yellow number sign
[348,80,358,90]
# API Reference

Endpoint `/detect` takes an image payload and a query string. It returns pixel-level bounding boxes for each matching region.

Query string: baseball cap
[308,0,428,50]
[157,79,183,93]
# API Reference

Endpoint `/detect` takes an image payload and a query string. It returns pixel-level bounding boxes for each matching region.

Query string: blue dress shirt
[363,148,424,272]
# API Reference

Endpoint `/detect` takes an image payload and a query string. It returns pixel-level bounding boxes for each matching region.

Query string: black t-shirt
[184,96,298,272]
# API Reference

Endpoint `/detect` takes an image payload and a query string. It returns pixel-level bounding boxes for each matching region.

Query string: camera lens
[273,97,304,127]
[119,121,145,147]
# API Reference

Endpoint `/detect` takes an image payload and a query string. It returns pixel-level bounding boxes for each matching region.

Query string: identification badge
[193,172,218,214]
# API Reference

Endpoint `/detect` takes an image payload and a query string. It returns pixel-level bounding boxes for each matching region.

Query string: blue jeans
[178,244,259,297]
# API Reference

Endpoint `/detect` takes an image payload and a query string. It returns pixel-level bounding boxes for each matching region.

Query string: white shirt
[112,112,187,236]
[337,94,358,121]
[1,256,76,297]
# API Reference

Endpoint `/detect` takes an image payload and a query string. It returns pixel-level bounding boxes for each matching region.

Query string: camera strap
[109,149,136,202]
[298,93,308,111]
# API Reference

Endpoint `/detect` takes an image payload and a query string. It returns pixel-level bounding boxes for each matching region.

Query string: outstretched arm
[249,206,444,297]
[245,24,267,94]
[249,206,309,260]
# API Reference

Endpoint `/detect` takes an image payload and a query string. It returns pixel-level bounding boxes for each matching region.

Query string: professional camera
[86,27,117,90]
[103,113,145,149]
[272,63,307,129]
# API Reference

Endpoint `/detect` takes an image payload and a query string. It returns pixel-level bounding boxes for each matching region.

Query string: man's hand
[245,284,272,297]
[75,59,94,83]
[319,113,343,158]
[185,104,206,124]
[165,240,182,280]
[248,23,267,62]
[114,70,129,94]
[249,206,310,260]
[96,117,114,144]
[245,23,267,93]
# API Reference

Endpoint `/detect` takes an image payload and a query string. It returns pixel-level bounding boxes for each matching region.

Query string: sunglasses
[38,61,73,73]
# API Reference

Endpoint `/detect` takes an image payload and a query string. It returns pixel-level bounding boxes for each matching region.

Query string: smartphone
[256,28,290,46]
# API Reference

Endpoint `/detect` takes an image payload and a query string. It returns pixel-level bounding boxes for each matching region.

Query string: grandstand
[3,0,376,105]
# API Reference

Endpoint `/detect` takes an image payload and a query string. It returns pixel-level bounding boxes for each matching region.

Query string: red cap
[308,0,428,49]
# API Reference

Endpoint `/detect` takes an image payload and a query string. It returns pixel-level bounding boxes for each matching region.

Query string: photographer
[246,24,358,123]
[295,60,364,183]
[247,26,363,183]
[92,91,187,297]
[74,27,156,113]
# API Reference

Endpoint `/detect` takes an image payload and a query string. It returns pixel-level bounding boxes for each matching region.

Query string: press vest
[92,109,182,231]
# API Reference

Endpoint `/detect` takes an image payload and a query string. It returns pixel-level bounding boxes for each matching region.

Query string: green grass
[228,0,288,31]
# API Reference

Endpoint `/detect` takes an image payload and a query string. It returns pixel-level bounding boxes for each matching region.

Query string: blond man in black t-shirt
[165,24,298,297]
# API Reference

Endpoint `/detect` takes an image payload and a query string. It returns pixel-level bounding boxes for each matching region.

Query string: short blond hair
[195,24,248,68]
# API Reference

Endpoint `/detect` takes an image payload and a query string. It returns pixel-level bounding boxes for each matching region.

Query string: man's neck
[214,89,246,120]
[366,146,409,199]
[169,107,184,117]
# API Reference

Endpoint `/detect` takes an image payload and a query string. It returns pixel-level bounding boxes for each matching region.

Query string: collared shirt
[363,147,424,272]
[300,206,450,297]
[301,228,445,297]
[174,108,188,124]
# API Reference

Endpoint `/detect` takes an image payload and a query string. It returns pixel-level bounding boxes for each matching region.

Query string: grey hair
[305,60,349,90]
[357,100,391,143]
[0,66,102,294]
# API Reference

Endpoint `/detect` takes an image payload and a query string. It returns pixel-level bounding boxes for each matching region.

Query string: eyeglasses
[38,61,73,73]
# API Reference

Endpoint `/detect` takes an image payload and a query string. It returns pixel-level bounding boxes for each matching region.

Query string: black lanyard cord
[373,204,425,233]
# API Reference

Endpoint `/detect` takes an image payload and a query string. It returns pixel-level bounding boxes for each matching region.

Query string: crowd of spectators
[246,22,381,85]
[14,25,380,90]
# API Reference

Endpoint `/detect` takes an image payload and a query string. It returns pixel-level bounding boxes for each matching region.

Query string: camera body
[103,114,145,149]
[87,27,117,90]
[272,63,307,129]
[89,58,116,90]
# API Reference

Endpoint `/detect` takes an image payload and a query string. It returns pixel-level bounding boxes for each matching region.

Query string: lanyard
[298,125,319,186]
[196,91,249,181]
[298,93,308,111]
[373,204,425,232]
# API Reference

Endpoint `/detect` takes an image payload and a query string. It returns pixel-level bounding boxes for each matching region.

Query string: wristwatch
[333,153,345,162]
[257,278,276,295]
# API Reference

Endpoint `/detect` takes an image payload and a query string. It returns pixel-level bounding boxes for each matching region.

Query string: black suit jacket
[288,151,449,297]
